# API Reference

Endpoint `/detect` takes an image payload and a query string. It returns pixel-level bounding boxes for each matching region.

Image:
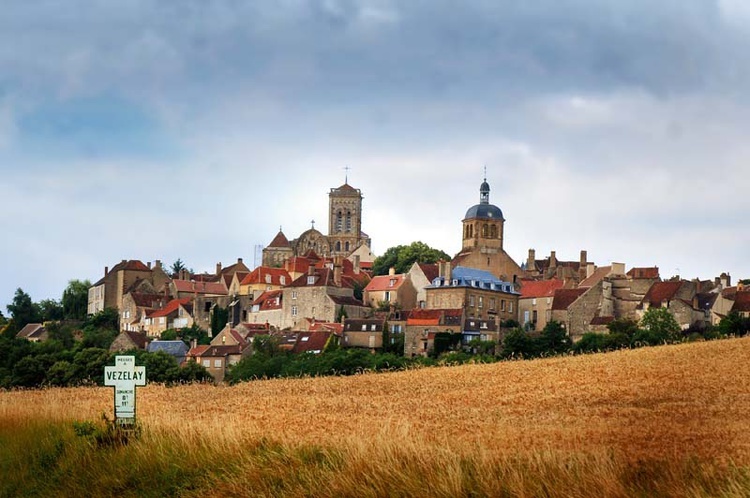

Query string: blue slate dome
[464,177,504,220]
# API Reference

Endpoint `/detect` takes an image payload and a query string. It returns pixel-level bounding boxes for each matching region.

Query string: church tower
[453,176,523,283]
[328,180,363,256]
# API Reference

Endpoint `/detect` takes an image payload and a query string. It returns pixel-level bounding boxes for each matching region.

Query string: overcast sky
[2,0,750,312]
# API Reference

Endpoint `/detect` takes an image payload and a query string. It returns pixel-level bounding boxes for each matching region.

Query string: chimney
[216,262,222,276]
[550,251,557,268]
[527,249,536,271]
[580,250,587,267]
[191,338,197,350]
[587,263,595,279]
[155,259,162,269]
[104,266,109,276]
[147,261,152,269]
[353,255,361,275]
[388,267,396,276]
[720,272,731,288]
[611,262,625,276]
[438,261,452,283]
[238,258,243,264]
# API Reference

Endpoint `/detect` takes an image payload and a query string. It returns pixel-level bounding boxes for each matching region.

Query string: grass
[2,337,750,496]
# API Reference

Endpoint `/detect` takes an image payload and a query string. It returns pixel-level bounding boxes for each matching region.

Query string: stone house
[292,330,335,354]
[518,279,565,331]
[109,330,148,352]
[280,265,368,330]
[187,344,246,383]
[363,269,417,311]
[88,259,153,315]
[238,266,292,299]
[425,264,519,323]
[404,308,463,357]
[731,290,750,318]
[143,298,193,337]
[342,317,386,351]
[407,262,439,309]
[16,323,48,342]
[636,280,703,330]
[248,290,284,328]
[120,292,167,332]
[525,249,589,283]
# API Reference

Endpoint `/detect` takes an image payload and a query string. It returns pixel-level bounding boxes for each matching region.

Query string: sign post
[104,355,146,426]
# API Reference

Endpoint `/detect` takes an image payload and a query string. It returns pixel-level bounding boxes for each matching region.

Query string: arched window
[335,241,341,251]
[336,211,343,233]
[345,241,350,251]
[482,224,489,237]
[490,225,497,238]
[346,211,352,232]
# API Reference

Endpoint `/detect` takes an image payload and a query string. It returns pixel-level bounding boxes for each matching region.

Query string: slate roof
[344,318,386,331]
[695,292,718,311]
[430,266,517,293]
[551,288,587,311]
[147,340,189,356]
[519,279,564,299]
[268,230,291,248]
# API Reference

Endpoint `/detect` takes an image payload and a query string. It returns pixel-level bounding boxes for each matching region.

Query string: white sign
[104,356,146,422]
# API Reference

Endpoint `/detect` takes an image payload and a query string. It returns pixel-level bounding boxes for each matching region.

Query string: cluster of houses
[18,177,749,383]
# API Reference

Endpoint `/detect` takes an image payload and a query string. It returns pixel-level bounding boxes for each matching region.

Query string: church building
[451,177,525,284]
[262,180,373,267]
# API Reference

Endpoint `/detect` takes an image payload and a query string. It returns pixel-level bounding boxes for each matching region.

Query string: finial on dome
[480,172,490,204]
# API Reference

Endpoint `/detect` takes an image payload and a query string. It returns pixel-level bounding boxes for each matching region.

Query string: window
[346,211,352,232]
[478,296,484,308]
[291,306,298,317]
[362,324,367,331]
[265,274,272,284]
[214,359,222,368]
[336,241,341,251]
[345,241,350,251]
[524,311,530,324]
[391,324,402,333]
[280,276,286,285]
[509,302,513,313]
[292,291,297,300]
[307,276,316,285]
[371,324,377,331]
[489,298,495,310]
[202,359,210,368]
[384,291,391,302]
[469,295,475,307]
[336,210,343,232]
[301,336,309,342]
[204,302,212,312]
[532,298,537,306]
[501,300,506,311]
[532,310,538,323]
[160,317,165,324]
[389,279,396,287]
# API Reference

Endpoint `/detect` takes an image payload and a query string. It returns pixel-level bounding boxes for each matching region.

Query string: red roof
[406,308,462,326]
[268,230,291,248]
[241,267,292,287]
[252,290,283,311]
[519,279,564,298]
[148,298,192,318]
[642,281,683,307]
[590,316,614,326]
[365,274,406,292]
[731,291,750,312]
[418,263,440,282]
[173,280,228,295]
[129,293,167,308]
[551,288,587,311]
[292,331,332,354]
[111,260,151,272]
[187,345,210,358]
[578,266,611,288]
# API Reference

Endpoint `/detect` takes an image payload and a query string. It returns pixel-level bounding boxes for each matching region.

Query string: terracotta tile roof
[288,268,339,288]
[122,331,148,349]
[129,292,167,308]
[578,266,611,288]
[627,267,660,279]
[406,308,462,326]
[148,298,192,318]
[722,287,738,299]
[731,291,750,312]
[111,260,151,272]
[642,281,683,307]
[519,279,564,298]
[292,331,332,354]
[418,263,440,282]
[344,318,386,331]
[309,322,344,334]
[268,230,291,248]
[551,288,587,311]
[329,295,366,307]
[331,183,360,195]
[173,280,228,295]
[16,323,45,339]
[590,316,614,326]
[241,267,292,287]
[365,274,406,292]
[187,345,210,358]
[202,345,243,357]
[252,290,283,310]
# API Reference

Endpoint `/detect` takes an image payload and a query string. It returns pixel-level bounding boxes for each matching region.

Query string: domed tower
[462,177,505,251]
[453,176,523,283]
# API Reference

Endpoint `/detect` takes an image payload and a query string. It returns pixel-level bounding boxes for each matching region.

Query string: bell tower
[328,178,363,256]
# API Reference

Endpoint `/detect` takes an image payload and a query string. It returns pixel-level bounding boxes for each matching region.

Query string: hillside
[2,338,750,496]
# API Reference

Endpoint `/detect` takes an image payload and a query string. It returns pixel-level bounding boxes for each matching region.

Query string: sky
[2,0,750,313]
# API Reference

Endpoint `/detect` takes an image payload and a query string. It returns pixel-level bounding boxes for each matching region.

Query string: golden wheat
[2,337,750,465]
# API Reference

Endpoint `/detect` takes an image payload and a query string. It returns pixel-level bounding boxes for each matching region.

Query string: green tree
[210,306,229,336]
[336,305,348,322]
[636,307,681,345]
[61,279,91,320]
[85,308,119,331]
[717,311,750,337]
[38,299,64,322]
[171,258,187,277]
[7,288,42,331]
[372,241,451,276]
[607,318,640,340]
[538,320,571,354]
[501,329,537,358]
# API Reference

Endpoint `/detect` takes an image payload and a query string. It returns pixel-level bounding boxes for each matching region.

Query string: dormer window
[280,276,286,285]
[307,276,316,285]
[389,279,396,287]
[265,274,272,284]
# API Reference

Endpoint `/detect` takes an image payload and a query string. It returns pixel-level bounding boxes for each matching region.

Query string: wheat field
[3,337,750,496]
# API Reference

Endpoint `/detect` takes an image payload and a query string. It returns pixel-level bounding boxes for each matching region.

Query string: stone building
[88,260,154,315]
[363,269,417,311]
[262,179,373,267]
[518,279,565,331]
[451,177,525,283]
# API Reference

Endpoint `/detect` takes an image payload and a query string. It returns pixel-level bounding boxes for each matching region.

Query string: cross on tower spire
[344,165,351,184]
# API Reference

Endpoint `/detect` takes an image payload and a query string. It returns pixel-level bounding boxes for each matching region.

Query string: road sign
[104,355,146,423]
